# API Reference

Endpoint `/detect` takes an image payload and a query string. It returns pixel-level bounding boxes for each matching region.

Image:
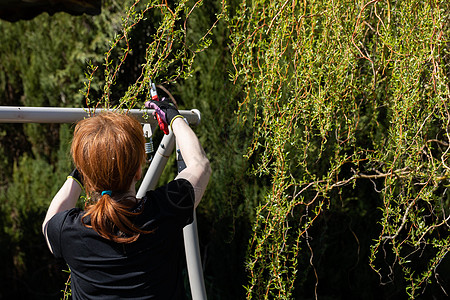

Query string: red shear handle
[156,113,169,135]
[151,91,169,135]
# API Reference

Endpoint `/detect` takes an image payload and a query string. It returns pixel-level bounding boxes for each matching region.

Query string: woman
[42,100,211,299]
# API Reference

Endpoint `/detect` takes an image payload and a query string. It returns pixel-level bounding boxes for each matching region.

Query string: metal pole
[0,106,200,125]
[177,145,207,300]
[184,214,207,300]
[136,131,175,198]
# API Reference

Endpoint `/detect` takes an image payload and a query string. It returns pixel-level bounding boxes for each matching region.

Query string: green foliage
[82,0,227,112]
[0,0,136,177]
[0,124,73,298]
[230,0,450,298]
[0,2,130,108]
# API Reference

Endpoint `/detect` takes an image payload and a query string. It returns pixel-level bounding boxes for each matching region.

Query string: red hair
[71,111,150,243]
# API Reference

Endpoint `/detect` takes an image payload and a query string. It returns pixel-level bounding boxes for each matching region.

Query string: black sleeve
[164,179,195,208]
[46,210,71,258]
[150,179,195,225]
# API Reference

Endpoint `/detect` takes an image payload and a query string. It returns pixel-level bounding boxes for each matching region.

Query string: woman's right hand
[145,98,182,129]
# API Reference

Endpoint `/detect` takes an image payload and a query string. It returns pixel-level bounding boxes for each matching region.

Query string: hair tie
[101,190,112,196]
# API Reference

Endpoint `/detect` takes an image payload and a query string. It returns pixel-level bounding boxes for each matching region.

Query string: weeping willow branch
[82,0,225,113]
[230,0,450,298]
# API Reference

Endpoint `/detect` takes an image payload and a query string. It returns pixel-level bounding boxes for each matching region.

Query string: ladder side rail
[136,131,175,198]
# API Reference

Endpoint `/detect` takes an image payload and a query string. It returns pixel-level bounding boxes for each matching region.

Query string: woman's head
[71,111,149,243]
[71,111,145,195]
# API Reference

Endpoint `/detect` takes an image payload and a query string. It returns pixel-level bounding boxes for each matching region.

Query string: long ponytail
[82,192,151,243]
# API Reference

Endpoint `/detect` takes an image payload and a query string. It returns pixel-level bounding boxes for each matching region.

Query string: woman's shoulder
[47,207,85,231]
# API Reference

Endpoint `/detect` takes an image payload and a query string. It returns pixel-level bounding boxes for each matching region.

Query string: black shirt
[47,179,195,299]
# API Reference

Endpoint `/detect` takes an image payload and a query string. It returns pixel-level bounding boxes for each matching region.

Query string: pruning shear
[149,80,169,135]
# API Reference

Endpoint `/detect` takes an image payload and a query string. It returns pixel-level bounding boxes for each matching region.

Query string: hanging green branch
[230,0,450,299]
[82,0,226,113]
